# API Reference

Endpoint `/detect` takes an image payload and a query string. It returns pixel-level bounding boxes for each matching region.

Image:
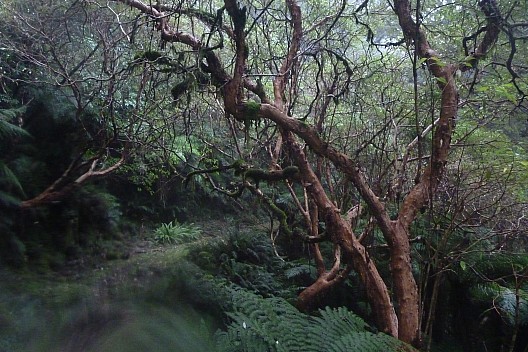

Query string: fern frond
[327,331,406,351]
[0,109,30,140]
[0,190,21,207]
[285,264,314,280]
[315,306,368,335]
[0,161,26,197]
[217,287,417,352]
[468,283,528,326]
[0,105,26,120]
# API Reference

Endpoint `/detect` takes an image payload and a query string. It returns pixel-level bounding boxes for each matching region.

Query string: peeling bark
[390,0,500,344]
[297,245,351,311]
[284,131,399,337]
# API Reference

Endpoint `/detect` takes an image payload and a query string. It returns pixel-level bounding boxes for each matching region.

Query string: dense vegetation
[1,0,527,350]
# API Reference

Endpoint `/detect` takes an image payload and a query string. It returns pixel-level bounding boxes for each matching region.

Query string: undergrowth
[215,286,417,352]
[152,221,202,245]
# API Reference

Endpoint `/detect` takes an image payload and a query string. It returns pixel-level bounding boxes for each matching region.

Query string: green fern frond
[0,120,30,140]
[468,283,528,326]
[496,288,528,325]
[0,190,21,207]
[0,161,26,197]
[0,105,26,120]
[285,264,314,280]
[457,252,528,286]
[330,331,408,351]
[217,287,417,352]
[312,306,369,335]
[0,105,30,141]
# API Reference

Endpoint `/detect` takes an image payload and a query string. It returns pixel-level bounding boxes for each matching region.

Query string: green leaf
[436,77,447,85]
[0,161,25,197]
[0,120,31,140]
[476,86,490,92]
[484,169,492,180]
[460,261,467,271]
[518,160,528,168]
[430,56,446,67]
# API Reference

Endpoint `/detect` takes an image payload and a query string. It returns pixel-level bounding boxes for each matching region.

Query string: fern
[468,283,528,326]
[216,287,417,352]
[496,288,528,325]
[459,252,528,284]
[312,306,369,335]
[152,221,202,245]
[0,190,21,207]
[0,162,25,195]
[284,264,315,280]
[0,105,29,206]
[0,161,25,207]
[0,106,29,140]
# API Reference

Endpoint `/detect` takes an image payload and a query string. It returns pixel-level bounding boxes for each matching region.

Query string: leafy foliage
[458,252,528,283]
[216,287,415,352]
[0,0,526,349]
[0,162,24,207]
[187,226,304,298]
[284,264,316,281]
[0,102,30,207]
[78,186,123,233]
[0,106,29,140]
[468,283,528,326]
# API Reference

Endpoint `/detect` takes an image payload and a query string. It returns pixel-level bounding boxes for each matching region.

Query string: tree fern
[216,287,416,352]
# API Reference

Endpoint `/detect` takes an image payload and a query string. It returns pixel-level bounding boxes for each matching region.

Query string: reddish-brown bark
[297,245,352,312]
[283,131,399,337]
[20,156,125,209]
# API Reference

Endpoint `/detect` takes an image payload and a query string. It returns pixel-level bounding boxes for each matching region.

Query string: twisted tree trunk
[116,0,502,347]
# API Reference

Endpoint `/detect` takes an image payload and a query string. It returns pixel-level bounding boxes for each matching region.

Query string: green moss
[133,51,169,65]
[281,166,299,178]
[244,168,269,182]
[171,77,193,101]
[232,159,247,176]
[244,101,261,121]
[244,166,299,187]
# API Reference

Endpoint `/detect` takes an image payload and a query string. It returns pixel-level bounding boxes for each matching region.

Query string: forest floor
[0,219,233,352]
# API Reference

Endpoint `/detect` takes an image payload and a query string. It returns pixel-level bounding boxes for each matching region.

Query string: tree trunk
[19,156,125,209]
[285,132,399,337]
[116,0,502,348]
[390,220,420,346]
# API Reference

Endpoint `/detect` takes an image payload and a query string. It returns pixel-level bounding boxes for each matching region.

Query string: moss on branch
[244,166,299,188]
[184,159,248,186]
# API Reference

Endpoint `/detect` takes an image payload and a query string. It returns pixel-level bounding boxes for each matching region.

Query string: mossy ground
[0,221,226,352]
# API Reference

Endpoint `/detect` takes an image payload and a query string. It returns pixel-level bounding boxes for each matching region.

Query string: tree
[96,0,528,347]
